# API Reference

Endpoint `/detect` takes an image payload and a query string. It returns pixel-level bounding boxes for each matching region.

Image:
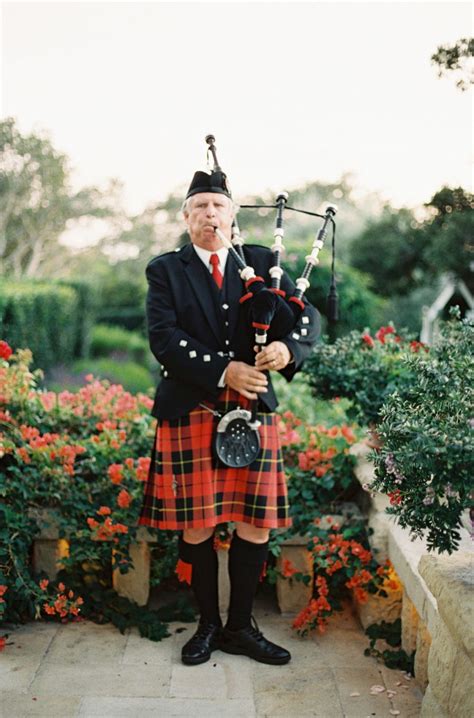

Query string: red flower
[39,579,49,591]
[97,506,112,516]
[375,325,396,344]
[117,489,132,509]
[0,636,6,651]
[0,341,12,361]
[362,334,375,348]
[388,490,403,505]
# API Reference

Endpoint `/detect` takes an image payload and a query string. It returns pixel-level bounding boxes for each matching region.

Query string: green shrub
[0,344,178,639]
[72,358,154,394]
[0,282,79,370]
[91,324,149,363]
[273,373,352,426]
[303,324,421,425]
[55,279,98,358]
[372,311,474,554]
[0,280,97,370]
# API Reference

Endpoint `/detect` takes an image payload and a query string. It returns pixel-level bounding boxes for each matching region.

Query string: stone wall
[351,441,474,717]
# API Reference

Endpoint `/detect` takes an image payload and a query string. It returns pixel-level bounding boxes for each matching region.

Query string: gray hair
[181,194,239,216]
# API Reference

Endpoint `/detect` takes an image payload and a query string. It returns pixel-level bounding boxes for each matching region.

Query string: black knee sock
[177,535,221,625]
[226,533,269,631]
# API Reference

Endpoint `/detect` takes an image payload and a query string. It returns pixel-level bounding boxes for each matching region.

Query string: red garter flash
[175,558,192,585]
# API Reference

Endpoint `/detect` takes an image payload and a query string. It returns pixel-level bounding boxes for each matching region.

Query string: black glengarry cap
[185,169,232,200]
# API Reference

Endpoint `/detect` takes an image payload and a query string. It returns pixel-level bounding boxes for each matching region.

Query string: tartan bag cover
[138,388,291,530]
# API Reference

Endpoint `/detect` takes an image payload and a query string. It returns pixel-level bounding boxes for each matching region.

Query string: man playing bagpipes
[138,138,322,666]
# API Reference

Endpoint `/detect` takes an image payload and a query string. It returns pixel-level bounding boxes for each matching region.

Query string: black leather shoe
[220,616,291,665]
[181,620,222,666]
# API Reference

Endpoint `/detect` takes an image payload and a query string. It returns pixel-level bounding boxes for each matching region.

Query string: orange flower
[327,426,340,438]
[108,463,124,484]
[43,604,56,615]
[97,506,112,516]
[354,587,368,603]
[341,425,356,443]
[117,489,132,508]
[281,559,297,578]
[315,465,330,477]
[136,457,151,482]
[125,458,134,469]
[57,582,65,592]
[39,579,49,591]
[87,517,99,530]
[0,586,7,597]
[17,447,31,464]
[113,523,128,534]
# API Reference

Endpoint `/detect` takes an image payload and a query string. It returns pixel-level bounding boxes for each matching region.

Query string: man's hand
[225,361,268,400]
[254,341,292,372]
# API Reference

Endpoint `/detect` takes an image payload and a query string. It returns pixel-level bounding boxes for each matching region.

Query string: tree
[431,37,474,92]
[0,118,115,278]
[349,207,428,297]
[422,186,474,286]
[348,187,474,298]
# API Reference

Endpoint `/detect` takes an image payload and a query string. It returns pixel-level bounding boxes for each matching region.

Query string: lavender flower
[423,486,436,506]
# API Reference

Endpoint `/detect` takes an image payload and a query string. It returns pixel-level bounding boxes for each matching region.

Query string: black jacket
[146,242,320,419]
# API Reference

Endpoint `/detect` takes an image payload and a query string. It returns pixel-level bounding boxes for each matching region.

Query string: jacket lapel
[180,244,222,344]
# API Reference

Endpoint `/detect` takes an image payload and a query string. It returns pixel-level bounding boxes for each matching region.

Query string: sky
[1,0,472,218]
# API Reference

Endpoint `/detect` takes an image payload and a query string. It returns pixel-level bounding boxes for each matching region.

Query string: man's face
[184,192,234,250]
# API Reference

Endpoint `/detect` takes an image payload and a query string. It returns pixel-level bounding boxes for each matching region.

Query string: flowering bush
[0,342,179,644]
[371,312,474,553]
[276,410,360,536]
[303,324,425,425]
[282,523,397,635]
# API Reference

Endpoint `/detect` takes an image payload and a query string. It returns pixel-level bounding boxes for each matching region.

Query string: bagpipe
[202,135,340,467]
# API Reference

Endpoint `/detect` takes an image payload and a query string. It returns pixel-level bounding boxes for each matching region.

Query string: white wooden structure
[420,274,474,344]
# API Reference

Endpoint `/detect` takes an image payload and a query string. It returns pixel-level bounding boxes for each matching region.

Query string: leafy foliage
[90,324,150,364]
[275,411,360,537]
[0,280,97,371]
[349,207,428,297]
[283,524,397,636]
[0,343,179,639]
[364,619,415,672]
[371,311,474,554]
[303,325,422,425]
[431,37,474,92]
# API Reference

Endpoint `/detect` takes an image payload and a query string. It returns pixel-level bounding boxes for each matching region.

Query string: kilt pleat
[138,388,291,530]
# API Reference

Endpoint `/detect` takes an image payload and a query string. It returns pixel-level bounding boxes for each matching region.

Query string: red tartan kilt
[138,388,291,530]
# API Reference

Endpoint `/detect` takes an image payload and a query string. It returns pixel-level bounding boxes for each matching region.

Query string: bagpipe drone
[198,135,339,468]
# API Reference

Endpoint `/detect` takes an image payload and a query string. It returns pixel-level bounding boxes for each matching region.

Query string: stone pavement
[0,602,422,718]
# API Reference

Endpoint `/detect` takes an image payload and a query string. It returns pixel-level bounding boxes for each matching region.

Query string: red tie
[210,253,223,289]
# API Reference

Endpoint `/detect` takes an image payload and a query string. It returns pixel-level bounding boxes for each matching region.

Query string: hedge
[0,280,96,371]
